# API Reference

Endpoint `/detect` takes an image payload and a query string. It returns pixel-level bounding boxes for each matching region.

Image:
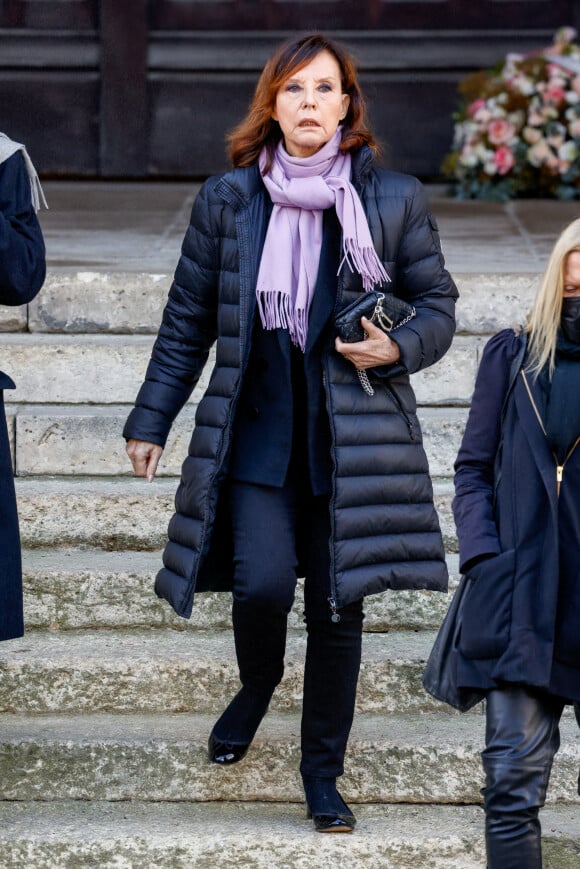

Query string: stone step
[14,476,458,551]
[0,802,489,869]
[9,404,467,478]
[0,711,578,805]
[1,333,480,405]
[0,628,458,716]
[21,548,460,632]
[0,303,26,332]
[1,803,578,869]
[2,272,538,336]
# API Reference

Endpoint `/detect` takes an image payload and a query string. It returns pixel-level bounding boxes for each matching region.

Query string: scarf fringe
[340,237,390,291]
[257,290,308,350]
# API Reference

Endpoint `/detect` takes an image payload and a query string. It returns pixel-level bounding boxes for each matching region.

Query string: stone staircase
[1,195,580,867]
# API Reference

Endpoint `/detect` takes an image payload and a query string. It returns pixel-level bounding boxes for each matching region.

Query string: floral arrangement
[443,27,580,200]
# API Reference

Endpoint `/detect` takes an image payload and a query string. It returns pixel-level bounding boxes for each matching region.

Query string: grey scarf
[0,132,47,212]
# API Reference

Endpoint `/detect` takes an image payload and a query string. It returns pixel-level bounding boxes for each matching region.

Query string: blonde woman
[452,217,580,867]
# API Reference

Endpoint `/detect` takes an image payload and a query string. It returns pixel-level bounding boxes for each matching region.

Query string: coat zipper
[385,383,416,441]
[521,370,580,497]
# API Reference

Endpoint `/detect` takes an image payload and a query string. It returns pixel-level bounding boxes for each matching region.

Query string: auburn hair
[227,33,379,169]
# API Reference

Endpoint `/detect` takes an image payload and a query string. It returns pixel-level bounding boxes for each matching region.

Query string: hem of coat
[155,567,194,620]
[0,624,24,642]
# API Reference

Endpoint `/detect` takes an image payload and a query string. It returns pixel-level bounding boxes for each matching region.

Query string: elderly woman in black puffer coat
[124,33,457,832]
[0,133,46,642]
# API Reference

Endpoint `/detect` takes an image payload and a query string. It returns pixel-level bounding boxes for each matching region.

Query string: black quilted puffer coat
[124,148,458,619]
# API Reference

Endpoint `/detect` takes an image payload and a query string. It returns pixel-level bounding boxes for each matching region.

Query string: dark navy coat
[0,151,46,641]
[453,329,580,699]
[124,148,458,619]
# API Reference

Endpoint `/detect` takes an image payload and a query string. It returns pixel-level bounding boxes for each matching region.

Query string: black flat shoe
[208,732,250,765]
[303,775,356,833]
[306,807,356,833]
[207,686,272,766]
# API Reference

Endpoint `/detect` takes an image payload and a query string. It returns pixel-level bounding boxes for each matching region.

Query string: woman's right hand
[126,439,164,482]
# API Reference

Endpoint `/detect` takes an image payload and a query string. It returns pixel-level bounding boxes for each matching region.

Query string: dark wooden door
[2,0,579,177]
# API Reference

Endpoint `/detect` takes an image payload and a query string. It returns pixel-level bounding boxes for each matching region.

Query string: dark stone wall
[2,0,580,178]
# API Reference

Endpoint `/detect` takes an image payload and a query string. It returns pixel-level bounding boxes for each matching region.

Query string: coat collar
[514,370,559,516]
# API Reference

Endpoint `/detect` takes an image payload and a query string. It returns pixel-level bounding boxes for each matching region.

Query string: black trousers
[482,684,580,868]
[229,477,364,778]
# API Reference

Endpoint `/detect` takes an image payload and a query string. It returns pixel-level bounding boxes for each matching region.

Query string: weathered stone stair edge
[0,628,463,716]
[21,548,460,632]
[1,333,482,405]
[0,270,540,334]
[0,712,578,805]
[0,802,491,869]
[7,404,468,478]
[1,802,578,869]
[14,476,457,550]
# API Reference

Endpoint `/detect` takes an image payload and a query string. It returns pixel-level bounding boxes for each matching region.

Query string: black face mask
[561,296,580,344]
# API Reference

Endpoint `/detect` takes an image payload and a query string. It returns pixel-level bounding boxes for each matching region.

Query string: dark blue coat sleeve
[452,328,522,572]
[370,177,457,379]
[123,180,220,447]
[0,151,46,305]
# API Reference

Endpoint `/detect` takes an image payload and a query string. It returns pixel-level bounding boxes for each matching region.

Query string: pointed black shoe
[207,686,272,765]
[208,732,250,765]
[303,775,356,833]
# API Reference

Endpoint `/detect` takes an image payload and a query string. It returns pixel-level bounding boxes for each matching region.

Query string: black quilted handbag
[335,290,416,394]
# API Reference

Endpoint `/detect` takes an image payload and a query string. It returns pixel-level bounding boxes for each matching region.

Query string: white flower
[527,139,552,167]
[554,26,578,46]
[558,141,578,162]
[459,153,479,168]
[523,127,542,144]
[474,144,495,162]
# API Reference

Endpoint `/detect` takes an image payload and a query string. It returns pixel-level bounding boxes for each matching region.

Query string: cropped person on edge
[0,133,47,641]
[451,218,580,868]
[124,33,457,833]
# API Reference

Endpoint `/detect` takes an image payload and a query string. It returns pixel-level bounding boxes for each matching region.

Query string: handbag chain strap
[358,298,416,396]
[357,369,375,396]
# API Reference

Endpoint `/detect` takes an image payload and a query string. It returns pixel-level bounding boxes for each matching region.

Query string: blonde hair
[526,218,580,376]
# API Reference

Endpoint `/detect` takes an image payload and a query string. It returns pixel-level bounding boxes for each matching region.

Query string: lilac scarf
[256,129,389,350]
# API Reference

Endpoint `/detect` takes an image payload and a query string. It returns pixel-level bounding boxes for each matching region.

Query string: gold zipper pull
[557,465,563,497]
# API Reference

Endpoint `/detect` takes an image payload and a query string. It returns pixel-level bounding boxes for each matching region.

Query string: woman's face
[272,50,350,158]
[563,251,580,296]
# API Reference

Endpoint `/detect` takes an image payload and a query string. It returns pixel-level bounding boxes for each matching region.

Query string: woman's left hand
[335,316,401,369]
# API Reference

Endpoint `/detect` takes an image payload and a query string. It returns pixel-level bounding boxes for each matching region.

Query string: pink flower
[527,109,545,126]
[543,85,567,106]
[570,118,580,137]
[487,118,516,145]
[468,98,486,116]
[474,106,492,124]
[494,146,515,175]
